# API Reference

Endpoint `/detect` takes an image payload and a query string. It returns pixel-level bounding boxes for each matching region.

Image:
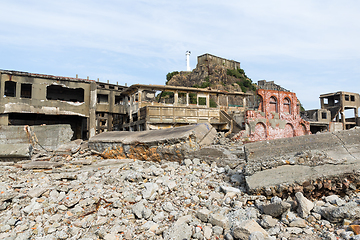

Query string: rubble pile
[1,136,360,239]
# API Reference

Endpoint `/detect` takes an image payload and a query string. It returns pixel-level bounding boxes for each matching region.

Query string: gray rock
[163,215,192,240]
[249,231,265,240]
[289,218,307,228]
[203,225,212,239]
[209,213,230,229]
[142,183,159,199]
[295,192,314,218]
[162,202,174,212]
[232,220,268,240]
[262,201,291,218]
[259,215,278,229]
[321,201,360,223]
[220,185,241,194]
[212,225,223,236]
[132,202,145,219]
[196,208,211,222]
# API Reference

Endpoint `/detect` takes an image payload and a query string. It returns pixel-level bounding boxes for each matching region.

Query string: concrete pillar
[0,114,8,125]
[174,91,178,106]
[355,107,358,118]
[186,93,189,106]
[243,97,246,108]
[341,110,346,130]
[206,93,210,107]
[89,82,97,138]
[217,94,220,108]
[226,96,229,108]
[137,90,142,121]
[129,94,133,122]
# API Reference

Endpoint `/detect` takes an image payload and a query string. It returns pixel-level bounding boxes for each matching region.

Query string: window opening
[20,84,32,98]
[97,94,108,103]
[115,95,123,105]
[198,97,206,106]
[178,92,187,104]
[4,81,16,97]
[321,112,327,119]
[189,93,197,104]
[269,96,278,113]
[351,95,355,101]
[283,97,291,114]
[345,95,349,101]
[46,85,84,102]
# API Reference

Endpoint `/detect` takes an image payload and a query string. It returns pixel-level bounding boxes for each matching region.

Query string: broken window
[351,95,355,101]
[210,95,217,108]
[321,112,327,119]
[198,97,206,106]
[142,90,156,102]
[269,96,278,113]
[323,98,328,105]
[283,98,291,114]
[178,92,187,104]
[20,83,32,98]
[4,81,16,97]
[189,93,197,105]
[115,95,123,105]
[156,91,174,104]
[345,95,350,101]
[46,85,84,102]
[97,94,108,104]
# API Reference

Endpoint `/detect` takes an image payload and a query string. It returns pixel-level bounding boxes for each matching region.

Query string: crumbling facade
[234,88,311,142]
[304,91,360,133]
[117,84,251,131]
[0,70,127,139]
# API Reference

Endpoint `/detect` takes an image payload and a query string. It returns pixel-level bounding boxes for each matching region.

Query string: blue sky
[1,0,360,110]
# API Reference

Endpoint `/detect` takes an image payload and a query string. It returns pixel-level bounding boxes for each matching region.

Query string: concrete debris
[0,126,360,239]
[245,128,360,198]
[88,123,217,162]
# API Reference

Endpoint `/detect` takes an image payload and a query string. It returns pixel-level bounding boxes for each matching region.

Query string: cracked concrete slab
[244,128,360,194]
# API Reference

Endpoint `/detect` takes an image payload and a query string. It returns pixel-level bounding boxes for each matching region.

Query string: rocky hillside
[166,61,256,93]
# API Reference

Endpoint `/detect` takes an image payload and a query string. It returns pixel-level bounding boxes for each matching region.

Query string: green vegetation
[166,71,179,84]
[193,76,211,89]
[210,99,217,108]
[189,93,197,104]
[227,68,256,92]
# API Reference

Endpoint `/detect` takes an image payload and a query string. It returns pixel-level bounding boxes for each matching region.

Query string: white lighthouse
[186,51,191,71]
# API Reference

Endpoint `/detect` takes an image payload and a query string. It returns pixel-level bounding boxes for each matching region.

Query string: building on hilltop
[197,53,241,69]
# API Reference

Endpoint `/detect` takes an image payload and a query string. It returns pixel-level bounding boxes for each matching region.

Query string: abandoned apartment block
[304,91,360,132]
[0,70,127,139]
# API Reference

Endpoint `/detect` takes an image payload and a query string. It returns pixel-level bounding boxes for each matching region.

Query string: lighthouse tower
[186,51,191,71]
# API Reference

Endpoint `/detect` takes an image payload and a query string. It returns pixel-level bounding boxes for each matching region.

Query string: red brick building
[234,89,311,142]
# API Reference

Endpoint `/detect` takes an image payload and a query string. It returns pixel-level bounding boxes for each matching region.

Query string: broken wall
[234,89,311,142]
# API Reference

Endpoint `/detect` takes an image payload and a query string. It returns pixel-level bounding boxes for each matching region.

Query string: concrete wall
[0,72,92,117]
[0,124,73,150]
[197,53,240,69]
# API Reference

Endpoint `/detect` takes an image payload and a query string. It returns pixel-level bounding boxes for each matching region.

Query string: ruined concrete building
[304,91,360,132]
[117,84,251,131]
[0,70,127,139]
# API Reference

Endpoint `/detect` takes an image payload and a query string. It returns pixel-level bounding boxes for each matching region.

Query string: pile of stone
[0,136,360,240]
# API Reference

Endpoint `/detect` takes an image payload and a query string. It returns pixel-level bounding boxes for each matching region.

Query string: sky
[1,0,360,110]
